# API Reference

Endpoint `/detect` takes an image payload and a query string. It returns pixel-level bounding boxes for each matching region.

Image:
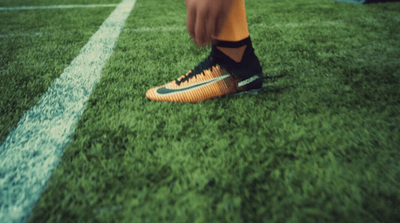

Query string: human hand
[185,0,234,46]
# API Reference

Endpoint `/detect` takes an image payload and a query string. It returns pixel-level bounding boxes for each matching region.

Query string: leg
[212,0,263,77]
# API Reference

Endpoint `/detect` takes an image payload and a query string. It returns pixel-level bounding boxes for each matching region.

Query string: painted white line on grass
[128,26,186,33]
[0,0,136,222]
[251,20,344,29]
[126,20,345,34]
[0,4,118,11]
[0,20,345,40]
[0,32,43,39]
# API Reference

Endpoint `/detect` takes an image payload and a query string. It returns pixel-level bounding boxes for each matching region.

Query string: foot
[145,56,263,103]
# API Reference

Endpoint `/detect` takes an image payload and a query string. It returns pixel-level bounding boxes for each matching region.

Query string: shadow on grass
[260,73,331,95]
[261,84,298,94]
[260,73,298,94]
[264,74,290,80]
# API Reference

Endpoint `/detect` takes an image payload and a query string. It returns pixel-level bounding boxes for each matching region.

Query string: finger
[214,13,225,38]
[205,9,217,45]
[214,7,230,38]
[186,2,196,41]
[195,7,207,46]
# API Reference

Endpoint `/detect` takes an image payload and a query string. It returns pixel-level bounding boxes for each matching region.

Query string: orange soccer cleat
[145,56,263,103]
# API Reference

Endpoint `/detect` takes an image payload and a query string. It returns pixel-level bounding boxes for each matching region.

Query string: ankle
[211,37,263,77]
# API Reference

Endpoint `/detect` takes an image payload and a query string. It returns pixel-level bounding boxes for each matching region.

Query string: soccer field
[1,0,399,222]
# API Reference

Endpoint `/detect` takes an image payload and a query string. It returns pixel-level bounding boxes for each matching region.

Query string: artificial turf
[0,1,117,144]
[2,0,399,222]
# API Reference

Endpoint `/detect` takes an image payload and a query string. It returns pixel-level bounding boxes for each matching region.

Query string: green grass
[1,0,399,222]
[0,3,117,144]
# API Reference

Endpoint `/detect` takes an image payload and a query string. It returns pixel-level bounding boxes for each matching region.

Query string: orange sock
[213,0,249,63]
[214,0,249,42]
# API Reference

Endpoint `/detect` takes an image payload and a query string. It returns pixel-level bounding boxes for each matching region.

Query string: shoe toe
[145,87,157,100]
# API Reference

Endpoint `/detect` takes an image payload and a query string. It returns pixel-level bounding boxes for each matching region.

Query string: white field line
[0,0,136,222]
[0,4,118,11]
[251,20,344,29]
[0,32,43,39]
[2,17,395,39]
[0,20,346,39]
[125,20,345,33]
[128,26,186,33]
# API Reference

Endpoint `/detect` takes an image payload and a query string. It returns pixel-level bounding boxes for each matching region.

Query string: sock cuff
[214,36,251,48]
[211,36,262,77]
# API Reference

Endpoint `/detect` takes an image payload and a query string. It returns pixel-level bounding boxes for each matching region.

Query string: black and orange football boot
[146,37,263,103]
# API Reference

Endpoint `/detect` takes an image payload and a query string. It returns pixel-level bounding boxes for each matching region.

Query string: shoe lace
[175,56,216,85]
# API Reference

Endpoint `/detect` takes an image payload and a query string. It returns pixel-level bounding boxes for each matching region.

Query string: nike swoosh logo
[157,74,231,95]
[238,75,260,87]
